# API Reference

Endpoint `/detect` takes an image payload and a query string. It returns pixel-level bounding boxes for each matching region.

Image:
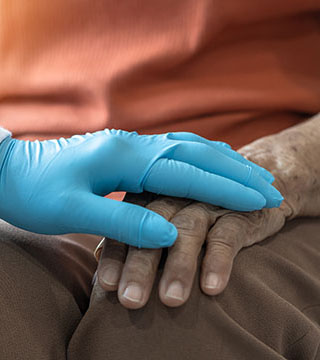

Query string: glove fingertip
[139,213,178,249]
[257,196,267,210]
[261,169,275,183]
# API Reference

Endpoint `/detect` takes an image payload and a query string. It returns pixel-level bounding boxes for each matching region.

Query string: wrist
[269,116,320,218]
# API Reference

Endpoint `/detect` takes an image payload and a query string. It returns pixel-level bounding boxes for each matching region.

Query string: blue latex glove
[0,129,283,248]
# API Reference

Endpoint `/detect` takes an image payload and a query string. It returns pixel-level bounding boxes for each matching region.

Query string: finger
[118,197,189,309]
[144,159,267,211]
[118,247,162,309]
[68,193,178,248]
[158,202,224,307]
[96,192,151,290]
[166,142,282,207]
[201,208,286,296]
[97,238,127,291]
[165,132,274,183]
[213,146,274,183]
[166,131,231,149]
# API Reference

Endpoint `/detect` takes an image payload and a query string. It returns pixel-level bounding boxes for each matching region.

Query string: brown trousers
[0,218,319,360]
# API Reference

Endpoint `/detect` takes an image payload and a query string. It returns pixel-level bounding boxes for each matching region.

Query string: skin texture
[96,114,320,309]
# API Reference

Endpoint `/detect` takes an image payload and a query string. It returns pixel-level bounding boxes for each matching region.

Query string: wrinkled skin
[95,114,320,309]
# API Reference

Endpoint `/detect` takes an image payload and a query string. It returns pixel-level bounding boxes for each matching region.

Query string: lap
[0,218,319,360]
[69,218,320,360]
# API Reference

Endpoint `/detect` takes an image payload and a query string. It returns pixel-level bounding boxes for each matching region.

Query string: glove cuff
[0,127,12,145]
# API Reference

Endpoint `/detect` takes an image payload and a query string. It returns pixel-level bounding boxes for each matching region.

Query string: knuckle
[147,197,191,219]
[160,196,191,210]
[172,208,209,233]
[209,227,239,250]
[168,250,197,274]
[147,201,174,219]
[172,247,196,263]
[127,250,158,277]
[187,202,212,217]
[207,239,236,258]
[207,209,272,251]
[222,211,266,236]
[194,202,219,213]
[172,213,197,231]
[100,134,126,155]
[157,196,181,208]
[107,134,124,147]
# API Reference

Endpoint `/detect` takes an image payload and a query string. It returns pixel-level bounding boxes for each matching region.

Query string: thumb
[68,194,178,248]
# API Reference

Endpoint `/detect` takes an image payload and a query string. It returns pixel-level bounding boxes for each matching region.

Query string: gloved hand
[0,129,283,248]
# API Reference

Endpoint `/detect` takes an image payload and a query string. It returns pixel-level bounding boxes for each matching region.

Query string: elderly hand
[95,114,320,308]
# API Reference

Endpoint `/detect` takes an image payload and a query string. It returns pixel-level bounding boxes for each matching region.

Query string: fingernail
[205,273,221,289]
[123,283,143,303]
[269,186,283,200]
[270,189,284,208]
[272,189,283,201]
[165,281,184,301]
[102,268,120,286]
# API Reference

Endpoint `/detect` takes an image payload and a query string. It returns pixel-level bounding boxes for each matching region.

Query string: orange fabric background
[0,0,319,149]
